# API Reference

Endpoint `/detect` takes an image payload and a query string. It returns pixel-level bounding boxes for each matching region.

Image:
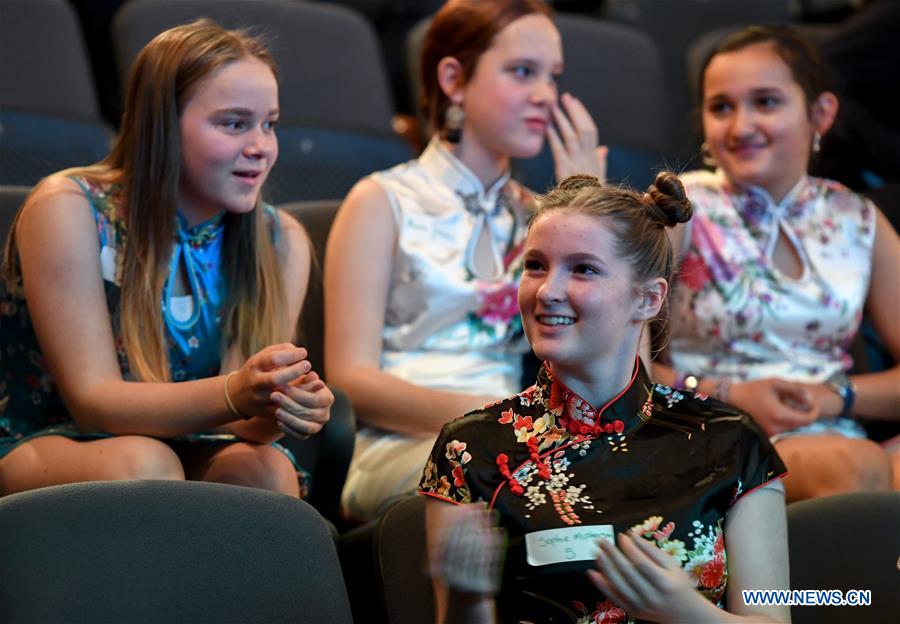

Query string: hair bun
[557,174,603,192]
[644,171,693,227]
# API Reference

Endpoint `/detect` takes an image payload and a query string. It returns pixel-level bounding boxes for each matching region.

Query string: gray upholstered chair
[0,185,31,244]
[787,491,900,624]
[0,0,114,185]
[0,480,353,623]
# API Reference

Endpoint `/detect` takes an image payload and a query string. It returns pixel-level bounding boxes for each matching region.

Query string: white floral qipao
[341,139,532,520]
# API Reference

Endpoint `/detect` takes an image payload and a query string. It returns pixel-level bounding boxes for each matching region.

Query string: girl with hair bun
[0,20,333,497]
[661,25,899,500]
[327,0,607,521]
[421,174,789,624]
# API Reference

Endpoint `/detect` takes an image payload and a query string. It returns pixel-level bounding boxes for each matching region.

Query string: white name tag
[525,525,615,567]
[99,246,117,283]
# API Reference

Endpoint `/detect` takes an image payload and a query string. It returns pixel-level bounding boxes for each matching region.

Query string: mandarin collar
[719,170,814,232]
[175,210,225,245]
[419,137,511,206]
[535,358,651,437]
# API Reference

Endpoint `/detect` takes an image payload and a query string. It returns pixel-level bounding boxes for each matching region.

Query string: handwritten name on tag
[525,525,615,567]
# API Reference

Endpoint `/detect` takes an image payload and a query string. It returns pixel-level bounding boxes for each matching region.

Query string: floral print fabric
[0,177,298,470]
[670,170,876,383]
[374,138,531,397]
[420,363,786,623]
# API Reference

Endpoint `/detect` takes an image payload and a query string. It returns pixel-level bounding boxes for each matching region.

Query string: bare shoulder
[15,175,96,244]
[340,176,393,218]
[276,207,308,242]
[327,177,396,254]
[275,208,312,265]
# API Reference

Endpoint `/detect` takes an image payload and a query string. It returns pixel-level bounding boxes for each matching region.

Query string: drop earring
[812,131,822,153]
[445,103,464,144]
[701,142,716,168]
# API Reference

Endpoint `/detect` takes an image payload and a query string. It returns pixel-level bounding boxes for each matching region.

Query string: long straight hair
[4,19,292,381]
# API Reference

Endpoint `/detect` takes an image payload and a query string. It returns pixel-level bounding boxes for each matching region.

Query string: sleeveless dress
[421,361,786,623]
[670,170,877,439]
[0,177,305,486]
[341,139,533,520]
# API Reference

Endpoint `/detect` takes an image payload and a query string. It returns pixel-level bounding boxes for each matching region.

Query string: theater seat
[0,480,353,624]
[786,491,900,624]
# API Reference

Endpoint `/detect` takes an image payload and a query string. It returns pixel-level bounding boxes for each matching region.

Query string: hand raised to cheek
[547,92,608,183]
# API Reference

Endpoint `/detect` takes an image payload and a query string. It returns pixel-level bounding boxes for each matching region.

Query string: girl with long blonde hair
[0,20,332,497]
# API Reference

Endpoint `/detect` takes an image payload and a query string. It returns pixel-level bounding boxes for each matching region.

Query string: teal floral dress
[420,362,786,623]
[0,177,305,488]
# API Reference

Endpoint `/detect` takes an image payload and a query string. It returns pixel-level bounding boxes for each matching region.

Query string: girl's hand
[728,378,820,436]
[428,502,506,595]
[230,343,311,420]
[588,532,710,623]
[547,92,608,183]
[270,370,334,439]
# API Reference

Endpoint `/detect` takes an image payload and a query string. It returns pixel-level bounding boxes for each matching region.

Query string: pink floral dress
[342,138,532,520]
[420,362,786,623]
[670,171,876,438]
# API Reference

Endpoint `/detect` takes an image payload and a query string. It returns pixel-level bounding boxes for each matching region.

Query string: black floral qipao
[419,361,787,624]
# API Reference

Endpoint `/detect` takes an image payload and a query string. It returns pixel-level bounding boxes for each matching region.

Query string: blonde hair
[4,19,292,381]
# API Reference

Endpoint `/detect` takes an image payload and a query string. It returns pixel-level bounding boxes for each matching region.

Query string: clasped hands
[728,377,844,437]
[229,343,334,439]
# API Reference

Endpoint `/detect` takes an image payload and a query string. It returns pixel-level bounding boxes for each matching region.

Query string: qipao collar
[420,138,516,281]
[536,358,649,438]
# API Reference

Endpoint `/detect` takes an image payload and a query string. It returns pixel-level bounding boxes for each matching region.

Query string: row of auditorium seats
[1,0,848,202]
[1,481,897,624]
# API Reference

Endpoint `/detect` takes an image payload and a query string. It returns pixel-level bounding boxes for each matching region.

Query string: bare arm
[849,206,900,419]
[589,482,789,623]
[324,179,498,435]
[723,483,791,622]
[17,177,308,437]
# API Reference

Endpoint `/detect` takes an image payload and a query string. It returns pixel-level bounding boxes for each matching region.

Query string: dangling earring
[445,103,465,144]
[812,131,822,154]
[701,142,716,168]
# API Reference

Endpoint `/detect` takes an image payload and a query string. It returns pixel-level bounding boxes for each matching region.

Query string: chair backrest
[280,386,356,529]
[266,126,412,203]
[0,112,114,186]
[0,0,103,119]
[0,0,114,185]
[374,495,434,623]
[0,480,354,624]
[280,199,342,373]
[112,0,395,135]
[787,491,900,624]
[0,185,31,244]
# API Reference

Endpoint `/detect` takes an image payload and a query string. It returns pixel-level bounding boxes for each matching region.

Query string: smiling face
[702,42,819,203]
[177,56,279,225]
[518,210,648,379]
[456,13,562,161]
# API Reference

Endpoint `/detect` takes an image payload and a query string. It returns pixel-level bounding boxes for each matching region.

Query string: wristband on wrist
[223,371,248,420]
[673,371,701,393]
[824,371,856,419]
